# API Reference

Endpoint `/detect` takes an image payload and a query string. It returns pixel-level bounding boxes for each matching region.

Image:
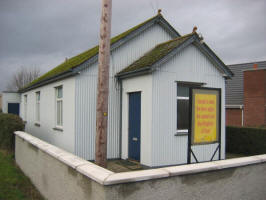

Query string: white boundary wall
[15,131,266,200]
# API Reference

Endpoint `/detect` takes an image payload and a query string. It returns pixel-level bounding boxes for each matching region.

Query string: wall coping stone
[104,169,169,185]
[58,154,89,169]
[15,131,266,186]
[77,164,114,184]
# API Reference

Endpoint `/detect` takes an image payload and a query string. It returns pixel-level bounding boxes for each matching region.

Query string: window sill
[175,132,188,136]
[34,122,40,127]
[53,127,63,132]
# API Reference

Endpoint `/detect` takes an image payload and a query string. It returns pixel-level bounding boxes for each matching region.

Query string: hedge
[0,113,25,151]
[226,126,266,155]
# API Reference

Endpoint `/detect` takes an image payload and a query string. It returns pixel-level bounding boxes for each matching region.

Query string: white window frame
[55,86,63,128]
[24,95,27,121]
[176,86,190,135]
[35,92,40,123]
[176,82,204,136]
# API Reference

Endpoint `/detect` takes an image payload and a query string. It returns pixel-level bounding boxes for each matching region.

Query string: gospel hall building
[7,11,233,167]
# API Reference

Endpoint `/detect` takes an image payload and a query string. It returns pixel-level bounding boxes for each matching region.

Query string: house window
[55,86,63,127]
[36,92,40,122]
[176,82,203,135]
[24,95,27,121]
[177,84,190,134]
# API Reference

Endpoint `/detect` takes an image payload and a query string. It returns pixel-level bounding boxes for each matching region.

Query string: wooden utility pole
[95,0,112,168]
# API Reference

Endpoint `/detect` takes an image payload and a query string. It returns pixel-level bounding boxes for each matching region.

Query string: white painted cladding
[151,44,225,167]
[121,75,153,166]
[75,24,173,160]
[20,77,76,154]
[17,21,226,167]
[2,92,21,113]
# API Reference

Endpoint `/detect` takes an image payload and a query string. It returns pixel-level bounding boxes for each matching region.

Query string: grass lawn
[0,150,44,200]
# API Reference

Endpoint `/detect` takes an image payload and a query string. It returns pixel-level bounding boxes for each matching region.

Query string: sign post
[188,87,221,164]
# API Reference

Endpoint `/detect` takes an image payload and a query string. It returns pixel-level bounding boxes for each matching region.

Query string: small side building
[2,91,21,115]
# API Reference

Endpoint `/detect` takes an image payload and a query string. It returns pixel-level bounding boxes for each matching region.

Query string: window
[36,92,40,122]
[24,95,27,121]
[176,82,203,135]
[55,86,63,127]
[177,84,190,134]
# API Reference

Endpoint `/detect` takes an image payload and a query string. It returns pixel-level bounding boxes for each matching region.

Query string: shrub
[226,126,266,155]
[0,113,25,151]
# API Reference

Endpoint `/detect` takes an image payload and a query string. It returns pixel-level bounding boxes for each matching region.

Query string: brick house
[226,61,266,127]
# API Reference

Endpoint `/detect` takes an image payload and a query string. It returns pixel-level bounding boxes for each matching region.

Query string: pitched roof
[22,13,179,92]
[117,33,194,76]
[225,60,266,105]
[117,33,233,79]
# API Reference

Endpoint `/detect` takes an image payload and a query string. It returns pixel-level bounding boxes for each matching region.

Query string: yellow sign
[191,89,220,145]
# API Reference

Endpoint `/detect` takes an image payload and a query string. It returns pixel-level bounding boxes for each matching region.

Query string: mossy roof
[117,33,195,75]
[25,14,161,89]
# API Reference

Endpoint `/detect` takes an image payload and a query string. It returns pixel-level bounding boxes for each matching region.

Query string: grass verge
[0,150,44,200]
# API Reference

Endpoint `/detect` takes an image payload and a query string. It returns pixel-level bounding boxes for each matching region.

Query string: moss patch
[117,33,194,75]
[25,14,161,90]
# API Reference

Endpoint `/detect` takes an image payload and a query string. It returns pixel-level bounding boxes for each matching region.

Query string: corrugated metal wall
[21,77,76,154]
[151,44,225,167]
[75,24,173,160]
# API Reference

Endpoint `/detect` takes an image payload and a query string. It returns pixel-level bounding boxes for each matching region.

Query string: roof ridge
[228,60,266,67]
[64,14,164,61]
[23,14,162,90]
[154,32,195,48]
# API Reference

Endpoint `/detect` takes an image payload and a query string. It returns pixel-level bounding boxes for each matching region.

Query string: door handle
[132,137,138,141]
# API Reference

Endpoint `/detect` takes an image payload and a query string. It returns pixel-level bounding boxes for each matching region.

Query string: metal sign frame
[187,87,222,164]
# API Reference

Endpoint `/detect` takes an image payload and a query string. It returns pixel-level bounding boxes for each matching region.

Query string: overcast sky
[0,0,265,92]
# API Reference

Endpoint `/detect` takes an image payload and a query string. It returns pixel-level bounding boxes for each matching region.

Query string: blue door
[8,103,20,115]
[128,92,141,161]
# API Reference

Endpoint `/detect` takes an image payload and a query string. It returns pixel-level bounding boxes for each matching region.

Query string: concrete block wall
[15,132,109,200]
[15,131,266,200]
[105,162,266,200]
[244,69,266,126]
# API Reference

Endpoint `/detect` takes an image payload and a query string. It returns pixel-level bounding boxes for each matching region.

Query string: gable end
[117,34,233,80]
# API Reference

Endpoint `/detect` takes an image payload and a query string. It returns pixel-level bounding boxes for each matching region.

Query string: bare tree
[6,66,40,91]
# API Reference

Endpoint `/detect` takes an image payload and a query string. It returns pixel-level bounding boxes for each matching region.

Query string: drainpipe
[119,79,123,159]
[240,105,244,127]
